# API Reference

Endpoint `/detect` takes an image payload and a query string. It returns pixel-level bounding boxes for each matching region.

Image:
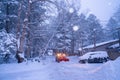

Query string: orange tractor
[55,53,69,62]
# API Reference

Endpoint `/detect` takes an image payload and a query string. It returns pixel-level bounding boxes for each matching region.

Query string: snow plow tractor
[55,53,69,63]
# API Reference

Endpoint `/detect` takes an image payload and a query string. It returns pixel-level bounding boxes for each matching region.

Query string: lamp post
[72,25,79,54]
[93,29,96,49]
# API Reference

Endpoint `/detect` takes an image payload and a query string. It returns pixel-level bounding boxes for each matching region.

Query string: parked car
[55,53,69,63]
[79,59,87,64]
[79,51,109,63]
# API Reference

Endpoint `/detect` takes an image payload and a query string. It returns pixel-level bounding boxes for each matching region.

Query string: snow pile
[79,51,108,59]
[0,30,16,63]
[96,57,120,80]
[109,57,120,79]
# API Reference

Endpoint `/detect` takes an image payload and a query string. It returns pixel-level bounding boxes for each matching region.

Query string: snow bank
[96,57,120,80]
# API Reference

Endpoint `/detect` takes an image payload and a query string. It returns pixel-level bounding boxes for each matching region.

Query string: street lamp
[72,25,79,54]
[73,25,79,31]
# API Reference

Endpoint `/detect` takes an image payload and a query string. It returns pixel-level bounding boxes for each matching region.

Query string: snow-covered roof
[109,43,119,48]
[79,51,108,59]
[80,39,118,50]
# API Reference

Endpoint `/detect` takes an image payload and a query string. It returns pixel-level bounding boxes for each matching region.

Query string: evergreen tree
[107,5,120,39]
[86,14,104,46]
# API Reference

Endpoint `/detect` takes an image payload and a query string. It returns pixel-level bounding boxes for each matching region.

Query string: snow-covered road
[0,56,120,80]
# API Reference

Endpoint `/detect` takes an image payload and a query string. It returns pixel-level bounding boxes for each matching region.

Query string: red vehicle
[55,53,69,62]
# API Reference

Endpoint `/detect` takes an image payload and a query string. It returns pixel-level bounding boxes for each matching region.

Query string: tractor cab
[55,53,69,63]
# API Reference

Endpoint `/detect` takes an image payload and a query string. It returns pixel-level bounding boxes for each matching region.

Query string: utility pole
[71,30,74,54]
[79,31,84,56]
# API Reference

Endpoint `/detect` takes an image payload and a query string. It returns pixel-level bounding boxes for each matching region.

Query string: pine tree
[107,5,120,39]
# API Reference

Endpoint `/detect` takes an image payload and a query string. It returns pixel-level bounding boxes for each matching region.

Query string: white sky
[81,0,120,22]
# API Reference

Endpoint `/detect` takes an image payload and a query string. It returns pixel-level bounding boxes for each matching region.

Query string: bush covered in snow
[0,29,17,64]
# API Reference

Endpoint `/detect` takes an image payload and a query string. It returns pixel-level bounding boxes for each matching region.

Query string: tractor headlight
[62,54,66,57]
[56,53,61,57]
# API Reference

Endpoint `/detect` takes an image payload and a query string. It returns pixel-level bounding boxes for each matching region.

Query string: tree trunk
[5,3,9,33]
[16,3,25,63]
[25,0,31,59]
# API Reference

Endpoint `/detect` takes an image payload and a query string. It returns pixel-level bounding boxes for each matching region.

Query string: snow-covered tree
[0,29,16,64]
[107,5,120,40]
[50,0,81,54]
[0,0,19,33]
[86,14,104,46]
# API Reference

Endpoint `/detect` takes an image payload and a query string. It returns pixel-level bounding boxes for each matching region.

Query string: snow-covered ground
[0,56,120,80]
